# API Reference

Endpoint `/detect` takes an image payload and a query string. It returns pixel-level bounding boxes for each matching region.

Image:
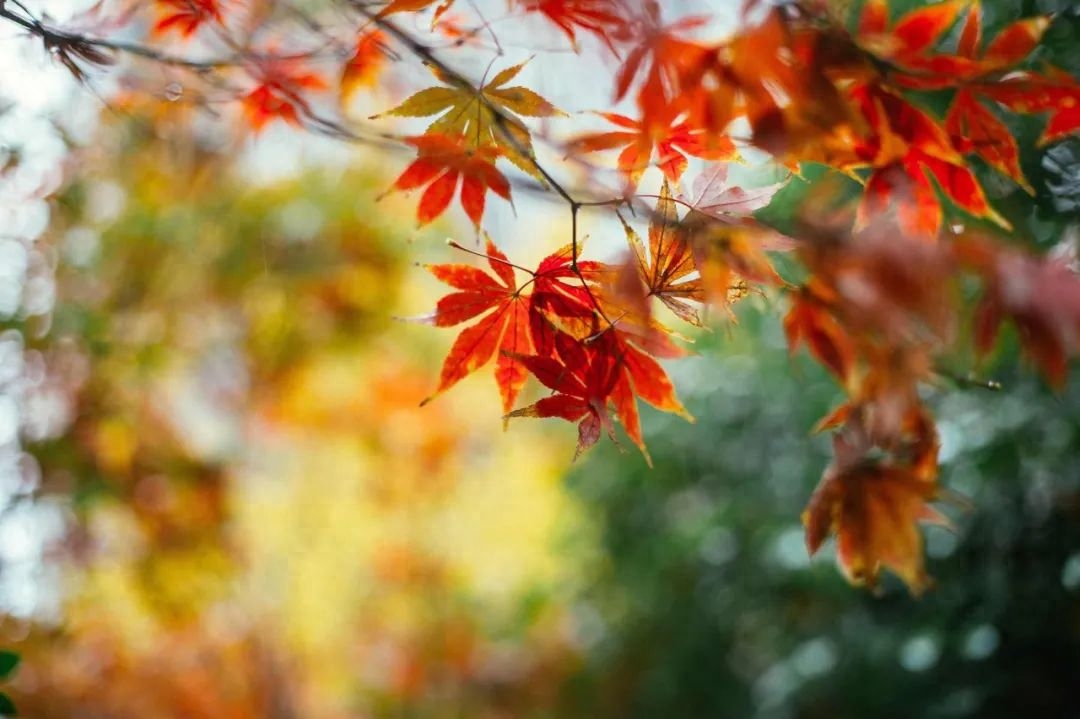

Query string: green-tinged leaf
[373,61,564,181]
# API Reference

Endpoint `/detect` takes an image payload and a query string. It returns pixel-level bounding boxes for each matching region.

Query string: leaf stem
[446,240,536,276]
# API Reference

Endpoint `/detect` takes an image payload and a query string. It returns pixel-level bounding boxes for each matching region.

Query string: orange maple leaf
[612,2,711,119]
[848,84,1007,236]
[621,181,703,325]
[341,31,389,102]
[569,111,736,185]
[803,412,946,594]
[377,0,455,24]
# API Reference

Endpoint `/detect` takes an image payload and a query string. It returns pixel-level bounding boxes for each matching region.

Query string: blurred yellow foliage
[8,103,592,718]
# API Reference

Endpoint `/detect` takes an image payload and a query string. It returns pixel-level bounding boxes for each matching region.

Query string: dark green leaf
[0,653,17,681]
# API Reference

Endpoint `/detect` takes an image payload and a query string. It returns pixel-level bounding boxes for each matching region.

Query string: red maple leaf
[518,0,625,51]
[856,0,1077,179]
[506,330,621,460]
[390,134,511,227]
[857,0,1048,86]
[241,57,327,132]
[152,0,224,39]
[981,70,1080,147]
[418,237,533,414]
[848,84,1007,237]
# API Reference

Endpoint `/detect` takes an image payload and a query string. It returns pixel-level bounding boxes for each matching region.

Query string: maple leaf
[418,237,532,414]
[611,331,691,421]
[374,61,564,180]
[857,152,1005,239]
[522,242,687,363]
[856,0,968,69]
[945,91,1031,192]
[856,1,1050,190]
[703,8,860,161]
[241,57,327,132]
[493,240,692,456]
[678,163,787,225]
[853,1,1074,180]
[594,328,694,466]
[797,219,958,350]
[622,181,703,326]
[506,332,620,460]
[152,0,223,38]
[687,222,786,313]
[956,235,1080,387]
[784,288,857,384]
[507,324,687,462]
[611,3,711,119]
[848,84,1008,236]
[377,0,456,24]
[803,409,946,594]
[857,0,1048,86]
[389,134,511,226]
[569,111,737,185]
[341,31,389,103]
[981,71,1080,147]
[517,0,625,51]
[524,242,621,350]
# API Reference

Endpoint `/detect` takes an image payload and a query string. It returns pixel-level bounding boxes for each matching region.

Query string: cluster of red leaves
[417,233,693,464]
[376,0,1080,593]
[560,0,1078,235]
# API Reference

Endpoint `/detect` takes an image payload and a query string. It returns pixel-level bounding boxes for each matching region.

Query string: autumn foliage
[6,0,1080,595]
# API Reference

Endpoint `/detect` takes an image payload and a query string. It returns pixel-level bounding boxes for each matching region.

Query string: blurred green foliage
[564,306,1080,719]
